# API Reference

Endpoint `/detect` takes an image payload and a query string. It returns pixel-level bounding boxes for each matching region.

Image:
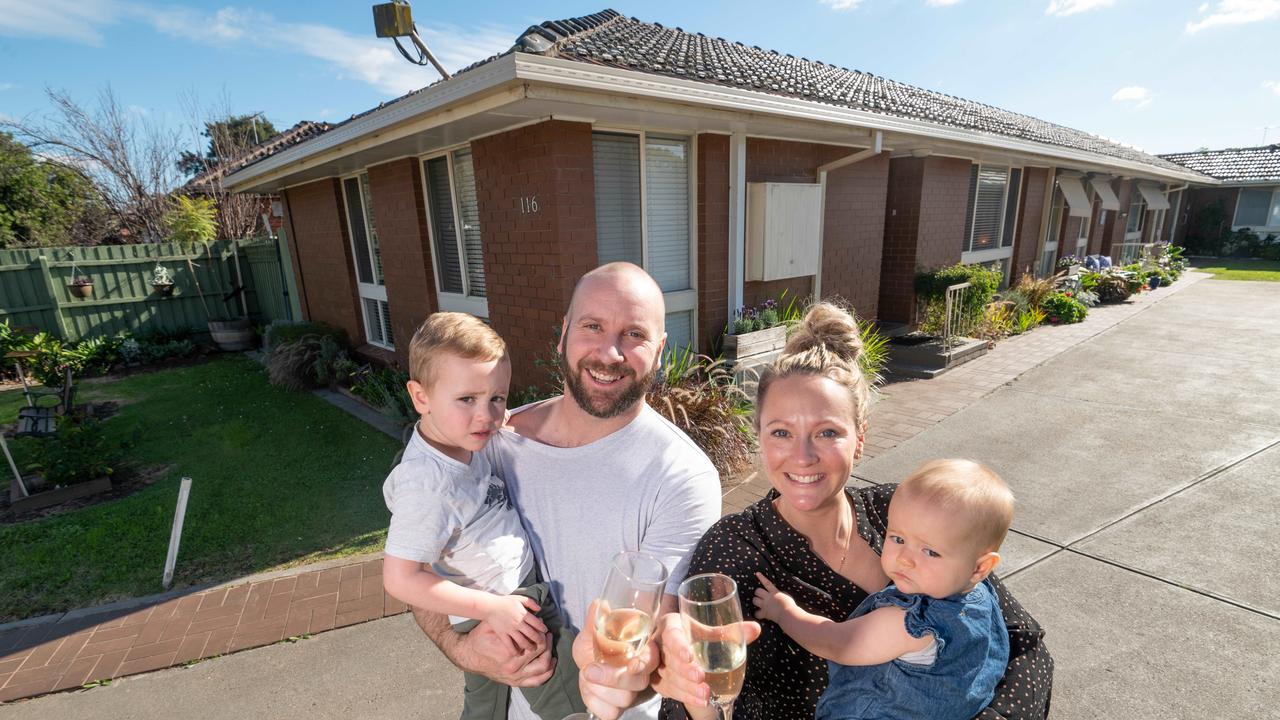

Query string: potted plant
[165,195,255,350]
[67,275,94,298]
[151,263,176,296]
[722,300,788,361]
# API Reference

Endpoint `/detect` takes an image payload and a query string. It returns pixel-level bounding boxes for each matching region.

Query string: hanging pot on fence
[152,282,176,297]
[208,318,255,351]
[67,282,94,298]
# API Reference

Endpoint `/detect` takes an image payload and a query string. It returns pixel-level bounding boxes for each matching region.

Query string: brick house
[1159,144,1280,247]
[225,9,1208,383]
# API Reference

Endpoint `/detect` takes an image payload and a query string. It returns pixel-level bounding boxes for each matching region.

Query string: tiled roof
[1158,145,1280,183]
[186,120,332,191]
[505,9,1194,175]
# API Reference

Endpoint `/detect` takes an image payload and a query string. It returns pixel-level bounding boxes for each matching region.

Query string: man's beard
[560,353,658,419]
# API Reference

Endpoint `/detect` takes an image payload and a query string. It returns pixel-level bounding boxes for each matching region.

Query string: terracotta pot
[68,283,94,299]
[153,282,175,296]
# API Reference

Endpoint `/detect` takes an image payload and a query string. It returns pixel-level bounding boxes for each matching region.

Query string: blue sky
[1,0,1278,158]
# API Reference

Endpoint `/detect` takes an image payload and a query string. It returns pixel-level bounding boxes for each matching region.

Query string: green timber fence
[0,236,302,342]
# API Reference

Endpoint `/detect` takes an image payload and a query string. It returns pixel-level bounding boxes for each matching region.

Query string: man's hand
[485,594,548,654]
[572,600,659,720]
[412,606,553,687]
[751,573,797,623]
[653,609,761,719]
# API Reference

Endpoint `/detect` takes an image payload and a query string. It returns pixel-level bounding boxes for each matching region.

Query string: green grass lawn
[0,355,400,622]
[1190,258,1280,281]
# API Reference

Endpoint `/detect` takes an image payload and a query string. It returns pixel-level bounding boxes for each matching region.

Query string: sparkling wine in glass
[563,550,669,720]
[679,573,746,720]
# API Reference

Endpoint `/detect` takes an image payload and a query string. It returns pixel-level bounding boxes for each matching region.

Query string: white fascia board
[224,54,520,192]
[512,54,1213,186]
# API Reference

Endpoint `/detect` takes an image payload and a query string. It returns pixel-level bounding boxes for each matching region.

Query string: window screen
[1001,168,1022,248]
[593,133,643,266]
[359,175,384,284]
[645,136,691,293]
[1235,188,1273,227]
[452,149,485,297]
[967,165,1009,252]
[343,176,374,285]
[664,310,693,354]
[424,157,464,294]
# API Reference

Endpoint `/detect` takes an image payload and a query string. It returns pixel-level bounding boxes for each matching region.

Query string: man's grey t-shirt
[382,426,534,624]
[486,402,721,720]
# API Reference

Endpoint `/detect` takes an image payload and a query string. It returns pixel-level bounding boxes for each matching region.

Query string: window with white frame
[1233,187,1280,229]
[341,173,394,349]
[1125,186,1146,239]
[962,164,1022,282]
[422,148,487,317]
[592,131,696,351]
[1039,186,1065,276]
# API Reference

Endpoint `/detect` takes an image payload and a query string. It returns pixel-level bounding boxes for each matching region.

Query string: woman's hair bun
[783,302,863,365]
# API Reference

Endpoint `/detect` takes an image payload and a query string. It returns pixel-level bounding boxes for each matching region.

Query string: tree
[177,114,278,179]
[0,130,108,247]
[2,87,183,242]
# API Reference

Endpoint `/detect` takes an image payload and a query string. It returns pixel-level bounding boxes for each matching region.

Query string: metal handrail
[942,282,971,351]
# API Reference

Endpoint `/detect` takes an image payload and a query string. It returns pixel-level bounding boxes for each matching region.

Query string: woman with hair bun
[656,302,1052,720]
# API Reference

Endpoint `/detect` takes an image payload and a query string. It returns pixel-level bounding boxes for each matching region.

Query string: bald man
[415,263,721,720]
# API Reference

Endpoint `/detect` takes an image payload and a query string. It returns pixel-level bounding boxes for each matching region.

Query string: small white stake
[163,477,193,590]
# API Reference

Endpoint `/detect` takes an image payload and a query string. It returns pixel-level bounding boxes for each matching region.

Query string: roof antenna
[372,0,452,79]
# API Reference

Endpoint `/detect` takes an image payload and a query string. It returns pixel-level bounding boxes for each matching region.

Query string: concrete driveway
[4,278,1277,719]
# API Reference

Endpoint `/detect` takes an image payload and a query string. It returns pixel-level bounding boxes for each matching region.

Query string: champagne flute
[678,573,746,720]
[563,550,669,720]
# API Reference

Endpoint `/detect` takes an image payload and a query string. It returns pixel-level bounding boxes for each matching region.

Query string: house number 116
[518,196,539,214]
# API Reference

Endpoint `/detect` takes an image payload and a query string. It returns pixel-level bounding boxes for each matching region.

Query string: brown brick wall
[366,158,437,367]
[1010,167,1048,279]
[280,178,362,344]
[472,120,598,388]
[741,138,887,321]
[697,134,731,348]
[878,156,971,323]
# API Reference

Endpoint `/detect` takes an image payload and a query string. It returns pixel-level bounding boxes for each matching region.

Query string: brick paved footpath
[0,273,1207,703]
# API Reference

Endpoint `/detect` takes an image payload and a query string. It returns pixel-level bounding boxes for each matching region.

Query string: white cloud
[819,0,864,9]
[1045,0,1116,17]
[0,0,121,45]
[925,0,963,5]
[1112,86,1152,108]
[0,82,15,91]
[1186,0,1280,33]
[146,6,514,96]
[1264,80,1280,96]
[1199,2,1211,10]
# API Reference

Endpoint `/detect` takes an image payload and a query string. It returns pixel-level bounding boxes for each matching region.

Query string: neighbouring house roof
[227,9,1209,188]
[185,120,333,192]
[1158,144,1280,183]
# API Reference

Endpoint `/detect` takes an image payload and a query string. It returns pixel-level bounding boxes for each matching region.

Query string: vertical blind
[452,149,485,298]
[593,133,644,266]
[424,157,464,294]
[359,175,385,284]
[343,176,374,285]
[645,136,691,293]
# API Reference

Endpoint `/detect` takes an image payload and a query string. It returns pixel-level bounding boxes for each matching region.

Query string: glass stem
[714,699,735,720]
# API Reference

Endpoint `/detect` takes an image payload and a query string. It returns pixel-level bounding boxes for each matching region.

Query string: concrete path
[6,275,1277,718]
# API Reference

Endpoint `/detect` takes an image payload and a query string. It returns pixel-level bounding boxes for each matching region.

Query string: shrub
[857,320,890,388]
[1014,307,1046,334]
[914,263,1002,336]
[1011,274,1058,309]
[32,418,124,487]
[648,351,754,481]
[1041,292,1088,324]
[976,302,1015,340]
[350,366,416,425]
[1074,289,1100,307]
[264,321,349,352]
[1096,273,1132,303]
[266,335,352,391]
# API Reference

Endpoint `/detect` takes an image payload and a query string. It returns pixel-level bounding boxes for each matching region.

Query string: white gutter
[513,54,1212,187]
[814,131,884,299]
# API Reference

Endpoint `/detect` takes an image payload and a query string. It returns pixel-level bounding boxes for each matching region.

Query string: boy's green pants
[453,575,586,720]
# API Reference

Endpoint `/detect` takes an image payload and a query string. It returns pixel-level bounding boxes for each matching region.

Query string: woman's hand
[652,608,762,717]
[573,600,659,720]
[751,573,797,623]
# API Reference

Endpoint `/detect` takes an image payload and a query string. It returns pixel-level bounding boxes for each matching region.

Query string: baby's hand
[751,573,797,623]
[486,594,548,653]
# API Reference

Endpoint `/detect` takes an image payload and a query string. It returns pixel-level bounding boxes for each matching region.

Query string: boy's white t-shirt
[382,425,534,624]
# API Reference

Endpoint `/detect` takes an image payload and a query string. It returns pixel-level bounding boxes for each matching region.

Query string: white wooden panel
[745,182,822,282]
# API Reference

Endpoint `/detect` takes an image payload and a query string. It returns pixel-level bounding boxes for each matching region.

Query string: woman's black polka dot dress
[660,484,1053,720]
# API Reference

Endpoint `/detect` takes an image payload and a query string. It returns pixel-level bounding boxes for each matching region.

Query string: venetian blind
[967,165,1009,252]
[424,157,464,294]
[645,136,691,292]
[359,174,385,285]
[452,149,485,298]
[592,133,643,266]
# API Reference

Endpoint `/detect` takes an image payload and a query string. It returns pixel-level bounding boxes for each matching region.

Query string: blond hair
[898,459,1015,552]
[755,302,870,432]
[408,312,507,388]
